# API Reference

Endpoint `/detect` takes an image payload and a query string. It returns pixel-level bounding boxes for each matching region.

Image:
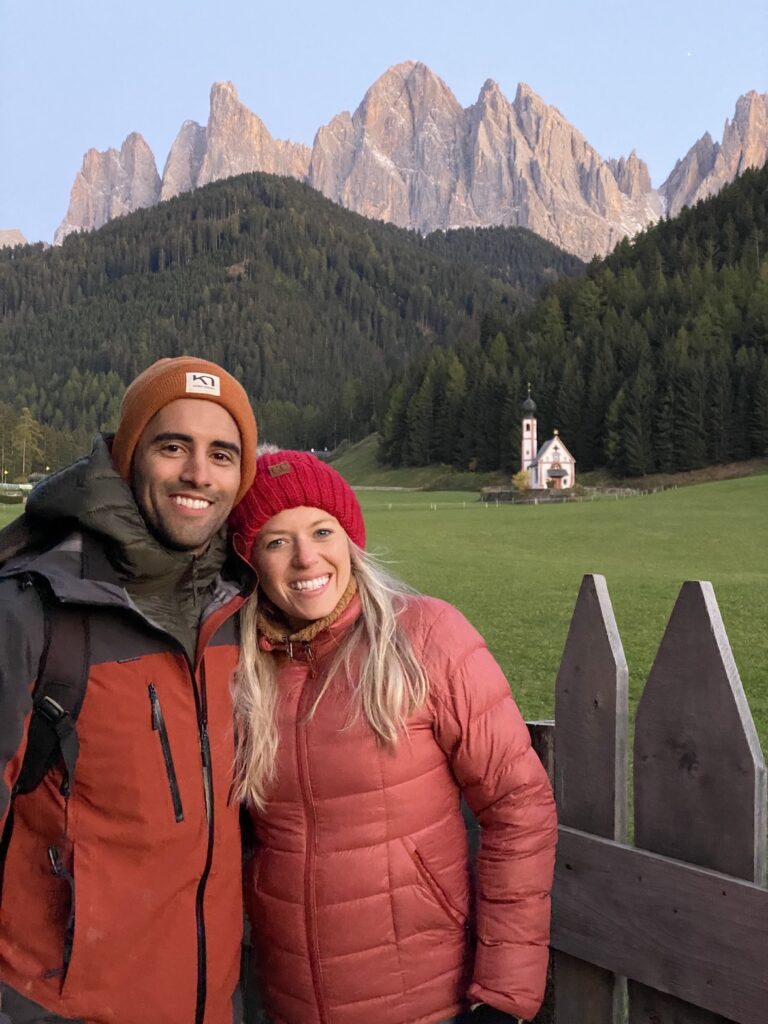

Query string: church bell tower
[521,384,538,485]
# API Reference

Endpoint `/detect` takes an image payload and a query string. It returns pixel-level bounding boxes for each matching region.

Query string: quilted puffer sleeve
[423,599,557,1022]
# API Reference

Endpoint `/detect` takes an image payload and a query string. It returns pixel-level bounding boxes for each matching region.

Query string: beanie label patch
[268,461,293,478]
[185,371,221,396]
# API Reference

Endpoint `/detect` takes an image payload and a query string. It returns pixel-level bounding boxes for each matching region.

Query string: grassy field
[357,477,768,749]
[3,476,767,747]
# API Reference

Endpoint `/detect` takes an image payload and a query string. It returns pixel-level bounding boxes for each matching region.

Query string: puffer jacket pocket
[148,683,185,823]
[403,836,468,928]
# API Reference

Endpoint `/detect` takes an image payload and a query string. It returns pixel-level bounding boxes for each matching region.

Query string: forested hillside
[0,172,578,475]
[381,163,768,475]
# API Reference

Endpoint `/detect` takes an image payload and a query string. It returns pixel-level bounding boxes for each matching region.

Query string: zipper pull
[200,726,212,825]
[148,683,161,729]
[200,727,211,769]
[303,641,316,676]
[48,845,64,876]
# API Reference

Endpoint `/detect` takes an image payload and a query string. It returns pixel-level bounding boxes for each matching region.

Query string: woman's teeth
[290,575,330,592]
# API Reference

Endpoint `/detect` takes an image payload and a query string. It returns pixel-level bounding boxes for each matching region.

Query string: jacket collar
[257,576,360,658]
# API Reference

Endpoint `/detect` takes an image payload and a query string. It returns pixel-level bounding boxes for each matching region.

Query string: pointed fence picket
[539,574,768,1024]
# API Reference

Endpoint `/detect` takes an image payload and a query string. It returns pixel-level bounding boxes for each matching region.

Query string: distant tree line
[0,402,88,483]
[380,164,768,475]
[0,173,576,462]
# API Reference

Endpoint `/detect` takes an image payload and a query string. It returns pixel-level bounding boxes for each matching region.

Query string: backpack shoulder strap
[14,576,90,798]
[0,577,90,900]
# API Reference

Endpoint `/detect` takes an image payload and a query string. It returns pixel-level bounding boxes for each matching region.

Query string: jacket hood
[28,434,152,547]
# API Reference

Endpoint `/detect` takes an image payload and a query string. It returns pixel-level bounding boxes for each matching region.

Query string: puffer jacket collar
[257,577,361,661]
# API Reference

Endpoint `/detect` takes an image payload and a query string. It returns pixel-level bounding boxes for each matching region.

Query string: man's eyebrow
[152,432,241,456]
[153,432,194,444]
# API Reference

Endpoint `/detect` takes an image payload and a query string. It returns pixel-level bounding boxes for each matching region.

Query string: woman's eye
[265,538,285,550]
[315,528,332,538]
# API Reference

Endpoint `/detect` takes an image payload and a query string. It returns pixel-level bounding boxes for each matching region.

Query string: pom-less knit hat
[230,449,365,557]
[111,356,258,504]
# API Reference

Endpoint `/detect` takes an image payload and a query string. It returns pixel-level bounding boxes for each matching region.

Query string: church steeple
[521,383,538,486]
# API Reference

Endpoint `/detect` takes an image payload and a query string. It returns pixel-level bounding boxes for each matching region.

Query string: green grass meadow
[2,476,766,746]
[358,477,768,748]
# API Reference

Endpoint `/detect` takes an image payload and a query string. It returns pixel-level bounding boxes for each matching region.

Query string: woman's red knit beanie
[230,449,365,557]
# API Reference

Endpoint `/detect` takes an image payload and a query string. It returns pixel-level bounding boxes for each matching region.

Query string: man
[0,357,258,1024]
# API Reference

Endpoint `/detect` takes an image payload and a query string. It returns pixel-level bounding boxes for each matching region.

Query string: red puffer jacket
[246,595,557,1024]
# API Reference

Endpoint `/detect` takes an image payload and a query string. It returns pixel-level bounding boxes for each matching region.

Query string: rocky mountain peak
[308,62,467,232]
[54,132,160,244]
[196,80,311,187]
[608,151,653,198]
[0,229,27,248]
[661,92,767,217]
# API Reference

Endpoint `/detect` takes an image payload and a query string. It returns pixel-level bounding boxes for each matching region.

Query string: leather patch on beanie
[268,461,293,477]
[185,371,221,396]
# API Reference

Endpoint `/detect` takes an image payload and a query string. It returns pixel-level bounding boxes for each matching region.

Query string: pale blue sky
[2,0,766,244]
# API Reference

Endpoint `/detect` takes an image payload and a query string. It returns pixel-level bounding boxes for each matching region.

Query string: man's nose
[179,450,212,487]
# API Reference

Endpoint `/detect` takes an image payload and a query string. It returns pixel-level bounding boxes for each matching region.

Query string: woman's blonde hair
[232,544,429,809]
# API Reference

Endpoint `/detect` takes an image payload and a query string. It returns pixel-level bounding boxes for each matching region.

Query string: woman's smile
[289,574,331,592]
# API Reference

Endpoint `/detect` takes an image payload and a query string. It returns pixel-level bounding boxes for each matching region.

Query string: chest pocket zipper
[148,683,185,822]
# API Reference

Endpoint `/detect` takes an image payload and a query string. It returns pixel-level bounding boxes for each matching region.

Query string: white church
[521,387,576,490]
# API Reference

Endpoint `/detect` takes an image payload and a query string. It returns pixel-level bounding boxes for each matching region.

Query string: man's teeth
[290,575,330,592]
[173,496,211,510]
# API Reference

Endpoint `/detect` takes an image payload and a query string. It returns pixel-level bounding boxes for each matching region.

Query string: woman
[230,450,557,1024]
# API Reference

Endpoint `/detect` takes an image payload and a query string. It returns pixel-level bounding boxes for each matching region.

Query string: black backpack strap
[0,577,89,901]
[14,579,90,798]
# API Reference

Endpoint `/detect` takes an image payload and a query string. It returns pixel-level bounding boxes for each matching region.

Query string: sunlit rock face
[55,133,160,244]
[307,62,662,259]
[662,91,768,218]
[52,68,766,260]
[0,229,27,248]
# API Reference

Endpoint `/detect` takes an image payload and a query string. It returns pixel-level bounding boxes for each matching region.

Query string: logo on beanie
[185,372,221,396]
[268,462,293,477]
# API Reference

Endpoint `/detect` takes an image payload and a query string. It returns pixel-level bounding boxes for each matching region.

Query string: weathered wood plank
[555,574,628,839]
[552,826,768,1024]
[631,581,767,1022]
[527,721,555,1024]
[553,574,628,1024]
[628,984,731,1024]
[528,720,555,782]
[634,580,767,880]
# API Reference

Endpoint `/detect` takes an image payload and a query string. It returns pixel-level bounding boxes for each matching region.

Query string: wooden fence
[530,573,767,1024]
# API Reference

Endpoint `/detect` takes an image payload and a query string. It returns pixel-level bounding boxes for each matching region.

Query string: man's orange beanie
[111,357,258,504]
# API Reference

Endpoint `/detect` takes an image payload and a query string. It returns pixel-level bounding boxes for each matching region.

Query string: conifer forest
[0,163,766,479]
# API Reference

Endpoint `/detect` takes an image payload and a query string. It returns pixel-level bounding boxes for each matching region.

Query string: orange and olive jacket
[247,593,557,1024]
[0,438,254,1024]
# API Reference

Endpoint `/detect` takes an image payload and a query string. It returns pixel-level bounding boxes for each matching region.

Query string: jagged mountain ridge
[52,62,768,259]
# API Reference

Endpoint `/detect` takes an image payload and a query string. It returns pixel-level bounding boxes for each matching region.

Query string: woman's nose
[292,539,317,567]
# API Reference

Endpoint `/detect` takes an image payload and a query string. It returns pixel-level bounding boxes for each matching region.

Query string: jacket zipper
[191,658,215,1024]
[148,683,185,822]
[296,672,329,1024]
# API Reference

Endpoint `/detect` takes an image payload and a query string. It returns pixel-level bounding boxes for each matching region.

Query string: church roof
[521,383,537,415]
[536,431,575,463]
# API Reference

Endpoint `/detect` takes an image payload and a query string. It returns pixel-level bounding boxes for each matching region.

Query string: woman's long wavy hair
[232,544,429,809]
